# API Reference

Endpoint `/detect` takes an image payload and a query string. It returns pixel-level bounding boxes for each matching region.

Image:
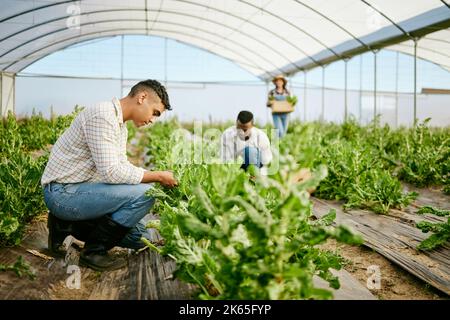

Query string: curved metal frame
[262,6,450,79]
[0,0,317,72]
[360,0,411,39]
[394,42,450,59]
[0,0,448,76]
[19,30,265,74]
[293,0,373,52]
[175,0,320,66]
[391,42,450,73]
[239,0,342,59]
[1,18,282,74]
[0,0,76,23]
[0,8,299,71]
[425,36,450,45]
[3,28,266,74]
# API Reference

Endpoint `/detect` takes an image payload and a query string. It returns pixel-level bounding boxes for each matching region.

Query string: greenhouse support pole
[120,35,124,97]
[321,65,325,122]
[164,37,168,88]
[395,51,399,128]
[304,70,307,122]
[344,59,348,122]
[0,72,16,117]
[288,75,297,119]
[373,51,378,122]
[266,80,270,125]
[413,39,418,126]
[359,54,363,123]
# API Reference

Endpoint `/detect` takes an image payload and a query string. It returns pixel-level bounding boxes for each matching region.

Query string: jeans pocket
[62,183,81,194]
[44,185,81,220]
[52,199,81,220]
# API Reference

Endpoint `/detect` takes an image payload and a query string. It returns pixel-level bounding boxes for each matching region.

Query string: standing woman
[267,75,291,138]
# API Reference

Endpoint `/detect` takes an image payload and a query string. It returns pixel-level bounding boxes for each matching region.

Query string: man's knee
[244,146,261,165]
[109,184,155,227]
[129,185,156,214]
[116,184,155,214]
[126,184,154,202]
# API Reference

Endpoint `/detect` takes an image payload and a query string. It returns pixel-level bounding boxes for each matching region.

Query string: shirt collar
[112,97,124,124]
[235,126,254,141]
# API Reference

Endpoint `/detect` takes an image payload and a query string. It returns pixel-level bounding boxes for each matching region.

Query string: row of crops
[0,110,80,245]
[141,118,449,299]
[1,111,449,298]
[142,121,363,299]
[282,118,449,213]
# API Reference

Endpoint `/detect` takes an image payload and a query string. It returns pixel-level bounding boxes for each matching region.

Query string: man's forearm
[141,170,162,183]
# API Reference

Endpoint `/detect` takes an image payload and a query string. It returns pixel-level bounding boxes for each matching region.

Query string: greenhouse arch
[0,0,449,115]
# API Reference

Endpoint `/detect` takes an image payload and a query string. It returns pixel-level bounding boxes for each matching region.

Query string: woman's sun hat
[272,74,287,86]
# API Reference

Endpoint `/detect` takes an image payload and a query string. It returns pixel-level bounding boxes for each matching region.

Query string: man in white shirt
[221,111,272,172]
[42,79,178,271]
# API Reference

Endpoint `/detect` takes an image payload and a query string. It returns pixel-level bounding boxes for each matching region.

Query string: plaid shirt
[41,98,144,186]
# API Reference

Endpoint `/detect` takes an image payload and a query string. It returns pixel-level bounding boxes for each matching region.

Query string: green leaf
[417,206,450,217]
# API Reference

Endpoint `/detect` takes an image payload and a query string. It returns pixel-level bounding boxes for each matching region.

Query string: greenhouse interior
[0,0,449,305]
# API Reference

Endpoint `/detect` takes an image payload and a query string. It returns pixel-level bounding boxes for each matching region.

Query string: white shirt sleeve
[258,131,273,166]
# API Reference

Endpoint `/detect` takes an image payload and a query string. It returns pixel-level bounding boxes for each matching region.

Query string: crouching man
[221,111,272,173]
[41,79,178,271]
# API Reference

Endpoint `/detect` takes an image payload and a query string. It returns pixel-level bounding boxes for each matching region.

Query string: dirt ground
[1,133,448,300]
[319,239,447,300]
[0,212,447,300]
[46,252,124,300]
[0,213,93,299]
[0,209,136,300]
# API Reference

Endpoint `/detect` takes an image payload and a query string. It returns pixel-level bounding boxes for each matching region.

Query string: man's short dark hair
[237,111,253,124]
[128,79,171,110]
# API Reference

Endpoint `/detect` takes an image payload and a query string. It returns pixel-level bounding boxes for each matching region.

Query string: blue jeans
[43,182,155,249]
[272,113,289,138]
[241,146,262,171]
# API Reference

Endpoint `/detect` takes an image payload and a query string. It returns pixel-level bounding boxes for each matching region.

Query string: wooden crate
[271,100,294,113]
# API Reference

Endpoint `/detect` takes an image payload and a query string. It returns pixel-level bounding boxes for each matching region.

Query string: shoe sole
[79,257,128,272]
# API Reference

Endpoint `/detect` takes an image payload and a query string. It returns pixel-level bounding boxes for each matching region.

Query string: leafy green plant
[281,121,417,214]
[396,119,449,187]
[0,256,35,279]
[0,110,78,246]
[416,218,450,251]
[279,117,450,214]
[127,121,138,143]
[3,107,81,152]
[142,121,362,300]
[417,206,449,217]
[0,152,48,245]
[145,219,161,230]
[152,164,362,299]
[444,183,450,195]
[286,95,298,106]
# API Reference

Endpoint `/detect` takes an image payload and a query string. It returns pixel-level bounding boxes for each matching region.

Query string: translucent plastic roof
[0,0,449,79]
[388,29,450,71]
